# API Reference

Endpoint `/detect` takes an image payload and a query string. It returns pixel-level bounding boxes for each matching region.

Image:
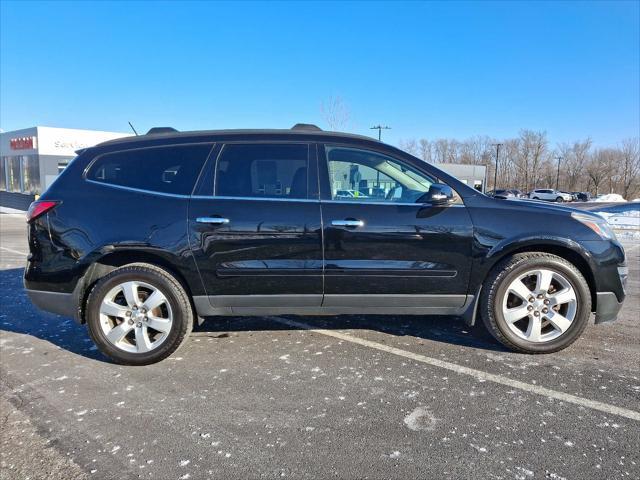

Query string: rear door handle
[331,219,364,228]
[196,217,230,225]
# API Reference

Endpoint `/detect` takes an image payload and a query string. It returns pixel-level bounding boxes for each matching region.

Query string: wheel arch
[77,249,198,324]
[483,238,597,313]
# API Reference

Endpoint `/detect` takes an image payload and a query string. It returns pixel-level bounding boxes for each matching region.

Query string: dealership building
[1,126,129,210]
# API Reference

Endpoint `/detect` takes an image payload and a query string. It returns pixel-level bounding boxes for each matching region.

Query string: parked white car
[529,189,573,202]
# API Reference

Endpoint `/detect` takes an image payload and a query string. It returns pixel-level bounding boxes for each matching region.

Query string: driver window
[326,146,435,203]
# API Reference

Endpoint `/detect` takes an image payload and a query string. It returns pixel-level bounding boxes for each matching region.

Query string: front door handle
[196,217,230,225]
[331,219,364,228]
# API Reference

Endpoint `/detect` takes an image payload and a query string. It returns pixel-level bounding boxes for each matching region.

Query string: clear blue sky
[1,1,638,147]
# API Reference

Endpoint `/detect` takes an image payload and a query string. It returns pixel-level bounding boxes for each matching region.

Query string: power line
[491,143,503,190]
[370,125,391,141]
[555,155,563,190]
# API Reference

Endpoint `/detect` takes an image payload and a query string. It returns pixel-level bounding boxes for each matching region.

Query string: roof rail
[291,123,322,131]
[146,127,179,135]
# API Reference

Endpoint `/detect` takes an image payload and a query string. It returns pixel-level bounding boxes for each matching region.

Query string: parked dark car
[25,125,627,365]
[572,192,592,202]
[508,189,528,199]
[486,189,515,199]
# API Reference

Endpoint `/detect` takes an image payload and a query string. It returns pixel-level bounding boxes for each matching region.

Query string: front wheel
[480,253,591,353]
[86,263,193,365]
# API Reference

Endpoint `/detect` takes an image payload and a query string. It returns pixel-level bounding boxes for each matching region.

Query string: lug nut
[141,308,146,314]
[543,299,550,305]
[534,311,540,317]
[136,322,142,328]
[537,294,544,299]
[542,308,549,314]
[128,319,134,325]
[125,311,132,317]
[528,297,535,303]
[527,305,533,311]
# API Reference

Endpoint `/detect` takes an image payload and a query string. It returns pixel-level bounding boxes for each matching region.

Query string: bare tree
[398,138,419,156]
[320,96,351,131]
[619,138,640,199]
[586,149,611,195]
[419,139,431,163]
[560,138,592,191]
[395,132,638,197]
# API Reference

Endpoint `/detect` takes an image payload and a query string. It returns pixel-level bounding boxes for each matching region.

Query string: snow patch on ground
[403,406,438,431]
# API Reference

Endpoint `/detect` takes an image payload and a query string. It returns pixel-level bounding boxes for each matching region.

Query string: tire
[86,263,193,365]
[556,197,564,203]
[480,252,591,354]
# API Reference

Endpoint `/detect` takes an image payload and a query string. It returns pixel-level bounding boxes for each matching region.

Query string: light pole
[555,156,563,190]
[370,125,391,141]
[491,143,503,191]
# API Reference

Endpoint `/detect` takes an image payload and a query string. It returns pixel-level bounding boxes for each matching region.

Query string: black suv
[25,125,627,365]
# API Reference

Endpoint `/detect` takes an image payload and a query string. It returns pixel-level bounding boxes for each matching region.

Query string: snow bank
[594,194,626,202]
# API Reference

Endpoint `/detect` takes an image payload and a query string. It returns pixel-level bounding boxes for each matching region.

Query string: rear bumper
[25,288,80,322]
[594,292,624,324]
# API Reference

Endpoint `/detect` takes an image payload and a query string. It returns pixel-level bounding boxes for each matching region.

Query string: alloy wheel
[99,281,173,353]
[501,268,577,343]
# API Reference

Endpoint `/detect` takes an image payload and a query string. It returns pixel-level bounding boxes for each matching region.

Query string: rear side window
[215,143,309,199]
[87,144,212,195]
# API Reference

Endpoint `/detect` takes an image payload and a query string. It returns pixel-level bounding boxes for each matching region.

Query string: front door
[189,142,323,309]
[318,144,474,308]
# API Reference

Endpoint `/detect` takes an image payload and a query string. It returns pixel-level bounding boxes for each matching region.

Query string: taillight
[27,200,60,222]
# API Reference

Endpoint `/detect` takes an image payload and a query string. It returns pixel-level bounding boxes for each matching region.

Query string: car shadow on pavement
[0,267,106,362]
[1,267,507,365]
[193,314,508,353]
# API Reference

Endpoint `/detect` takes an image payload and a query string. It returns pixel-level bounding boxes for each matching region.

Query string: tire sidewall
[490,257,590,353]
[86,268,188,365]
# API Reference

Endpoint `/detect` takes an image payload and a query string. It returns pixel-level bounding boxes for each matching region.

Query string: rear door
[318,144,474,308]
[188,142,323,308]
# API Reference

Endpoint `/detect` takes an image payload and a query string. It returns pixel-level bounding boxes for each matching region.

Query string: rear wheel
[86,263,193,365]
[556,197,564,203]
[480,253,591,353]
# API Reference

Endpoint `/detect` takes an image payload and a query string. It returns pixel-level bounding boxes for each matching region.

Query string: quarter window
[87,144,212,195]
[325,146,435,203]
[215,144,310,199]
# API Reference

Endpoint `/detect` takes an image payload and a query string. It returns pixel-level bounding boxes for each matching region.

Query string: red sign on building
[10,136,36,150]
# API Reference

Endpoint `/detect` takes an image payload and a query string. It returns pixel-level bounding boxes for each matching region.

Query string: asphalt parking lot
[1,212,638,480]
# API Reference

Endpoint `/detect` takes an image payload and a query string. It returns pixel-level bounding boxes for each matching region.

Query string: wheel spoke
[121,282,140,308]
[107,322,134,344]
[143,290,166,312]
[545,311,572,333]
[535,270,554,294]
[549,288,576,306]
[503,305,530,324]
[508,279,532,301]
[146,316,172,333]
[525,316,542,342]
[100,301,128,318]
[134,326,153,353]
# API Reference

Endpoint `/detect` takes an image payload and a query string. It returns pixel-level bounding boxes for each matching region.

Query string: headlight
[571,212,616,240]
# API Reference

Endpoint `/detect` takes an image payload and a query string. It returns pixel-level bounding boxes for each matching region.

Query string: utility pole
[491,143,503,191]
[370,125,391,141]
[555,155,563,190]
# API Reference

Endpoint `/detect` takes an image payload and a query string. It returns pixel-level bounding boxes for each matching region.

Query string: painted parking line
[271,317,640,422]
[0,246,28,256]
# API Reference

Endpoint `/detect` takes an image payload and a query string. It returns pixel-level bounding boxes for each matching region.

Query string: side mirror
[422,183,455,206]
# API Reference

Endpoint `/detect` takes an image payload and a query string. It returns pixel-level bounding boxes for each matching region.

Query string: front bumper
[594,292,624,324]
